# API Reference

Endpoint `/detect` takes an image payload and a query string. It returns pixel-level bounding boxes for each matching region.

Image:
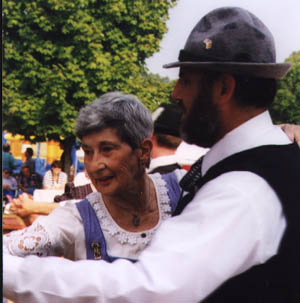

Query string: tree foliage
[270,51,300,124]
[126,72,175,112]
[3,0,176,142]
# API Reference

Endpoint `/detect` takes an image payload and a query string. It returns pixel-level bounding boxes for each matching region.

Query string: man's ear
[213,74,236,105]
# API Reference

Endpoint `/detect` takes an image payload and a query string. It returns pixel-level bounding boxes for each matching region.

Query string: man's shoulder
[206,143,299,178]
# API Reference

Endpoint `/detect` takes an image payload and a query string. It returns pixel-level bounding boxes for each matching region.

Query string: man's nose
[172,81,181,101]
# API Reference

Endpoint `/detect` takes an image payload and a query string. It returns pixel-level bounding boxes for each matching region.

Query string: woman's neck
[52,171,59,181]
[102,174,159,231]
[103,174,150,214]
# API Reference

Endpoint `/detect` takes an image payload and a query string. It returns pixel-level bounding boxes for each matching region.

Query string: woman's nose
[90,153,106,171]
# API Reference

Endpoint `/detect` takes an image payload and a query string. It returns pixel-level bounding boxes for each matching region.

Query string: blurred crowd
[2,143,82,204]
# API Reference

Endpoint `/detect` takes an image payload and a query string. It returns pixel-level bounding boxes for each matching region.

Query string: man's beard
[179,89,221,148]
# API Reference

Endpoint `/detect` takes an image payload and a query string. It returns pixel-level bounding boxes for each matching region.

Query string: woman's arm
[4,198,81,258]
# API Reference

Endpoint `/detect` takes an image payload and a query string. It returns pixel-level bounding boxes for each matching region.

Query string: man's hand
[9,193,36,217]
[280,124,300,147]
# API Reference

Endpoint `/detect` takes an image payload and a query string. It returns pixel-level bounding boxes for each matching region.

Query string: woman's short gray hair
[75,92,153,149]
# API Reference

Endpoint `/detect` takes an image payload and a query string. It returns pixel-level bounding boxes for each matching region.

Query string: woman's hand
[280,124,300,147]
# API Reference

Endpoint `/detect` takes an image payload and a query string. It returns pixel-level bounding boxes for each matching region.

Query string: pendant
[132,214,140,227]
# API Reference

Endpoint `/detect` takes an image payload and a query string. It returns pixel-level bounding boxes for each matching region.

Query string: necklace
[109,177,152,227]
[129,178,152,227]
[132,214,141,227]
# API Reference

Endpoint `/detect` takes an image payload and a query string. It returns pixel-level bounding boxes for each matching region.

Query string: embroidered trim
[87,174,172,246]
[4,222,53,257]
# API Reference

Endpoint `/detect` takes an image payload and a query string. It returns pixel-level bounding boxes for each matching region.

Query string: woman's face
[3,170,10,178]
[52,167,61,175]
[81,128,143,197]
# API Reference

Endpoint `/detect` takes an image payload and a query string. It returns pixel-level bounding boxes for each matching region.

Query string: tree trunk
[61,136,75,182]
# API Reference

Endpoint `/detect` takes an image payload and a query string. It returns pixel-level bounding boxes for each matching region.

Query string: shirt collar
[202,111,290,175]
[148,154,178,173]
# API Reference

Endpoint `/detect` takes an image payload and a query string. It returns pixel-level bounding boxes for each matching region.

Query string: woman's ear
[139,139,153,168]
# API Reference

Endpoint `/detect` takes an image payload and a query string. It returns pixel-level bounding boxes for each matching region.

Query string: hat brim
[163,61,291,79]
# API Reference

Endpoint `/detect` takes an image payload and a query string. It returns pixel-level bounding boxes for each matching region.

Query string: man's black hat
[152,103,182,137]
[164,7,291,78]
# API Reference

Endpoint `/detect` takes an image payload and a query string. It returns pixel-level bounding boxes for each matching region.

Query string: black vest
[149,163,181,175]
[178,143,300,303]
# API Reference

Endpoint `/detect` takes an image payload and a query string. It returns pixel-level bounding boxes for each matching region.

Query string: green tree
[3,0,176,174]
[126,72,176,112]
[270,51,300,124]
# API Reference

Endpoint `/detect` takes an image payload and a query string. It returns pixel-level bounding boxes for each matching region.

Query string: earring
[139,159,146,167]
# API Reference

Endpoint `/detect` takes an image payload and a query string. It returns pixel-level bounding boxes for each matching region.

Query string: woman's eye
[83,149,92,155]
[102,146,113,153]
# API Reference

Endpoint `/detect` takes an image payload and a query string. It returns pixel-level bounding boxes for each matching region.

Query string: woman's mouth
[96,175,114,186]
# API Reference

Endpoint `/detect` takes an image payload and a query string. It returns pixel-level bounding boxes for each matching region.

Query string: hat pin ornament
[203,38,212,50]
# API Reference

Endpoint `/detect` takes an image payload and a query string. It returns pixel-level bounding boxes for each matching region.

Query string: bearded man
[4,7,300,303]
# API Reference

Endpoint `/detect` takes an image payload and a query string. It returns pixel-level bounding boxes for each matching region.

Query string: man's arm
[4,172,285,302]
[9,193,59,217]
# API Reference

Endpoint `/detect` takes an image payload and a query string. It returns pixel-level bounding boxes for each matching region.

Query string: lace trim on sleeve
[86,173,172,246]
[4,222,53,257]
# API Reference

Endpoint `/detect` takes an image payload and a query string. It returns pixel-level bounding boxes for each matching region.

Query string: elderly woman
[4,92,184,262]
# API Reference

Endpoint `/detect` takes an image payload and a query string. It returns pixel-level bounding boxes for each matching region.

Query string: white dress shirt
[3,176,18,191]
[42,170,68,189]
[4,111,291,303]
[73,171,91,186]
[175,141,209,165]
[148,154,179,172]
[148,141,208,172]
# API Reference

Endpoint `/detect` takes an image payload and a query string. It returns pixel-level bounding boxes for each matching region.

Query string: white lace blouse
[4,171,185,260]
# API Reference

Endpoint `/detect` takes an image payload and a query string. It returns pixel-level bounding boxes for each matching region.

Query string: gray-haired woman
[4,92,185,262]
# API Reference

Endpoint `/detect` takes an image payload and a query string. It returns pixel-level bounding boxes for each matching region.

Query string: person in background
[53,168,95,203]
[3,7,300,303]
[149,103,208,173]
[175,139,209,169]
[148,103,183,174]
[52,168,95,202]
[24,147,35,173]
[2,143,16,171]
[9,168,94,223]
[16,165,42,196]
[73,168,91,186]
[3,169,18,199]
[43,160,68,190]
